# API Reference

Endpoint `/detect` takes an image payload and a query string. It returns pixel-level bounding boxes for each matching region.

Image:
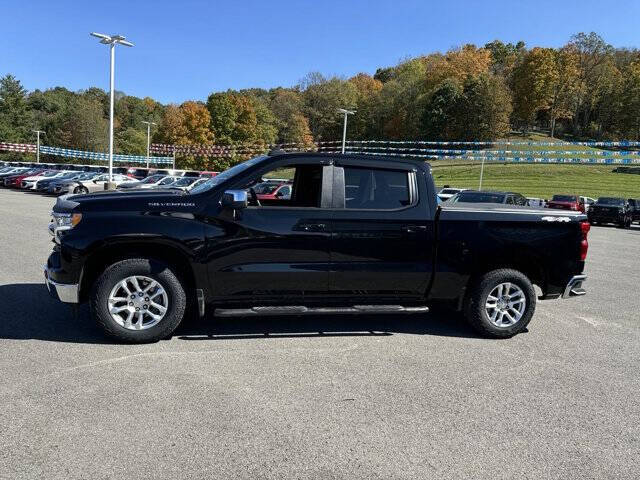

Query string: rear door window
[343,167,411,210]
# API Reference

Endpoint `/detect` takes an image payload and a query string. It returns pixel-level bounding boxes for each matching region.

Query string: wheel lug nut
[145,297,149,302]
[139,292,144,297]
[129,302,134,306]
[130,295,135,299]
[135,307,140,311]
[143,305,148,309]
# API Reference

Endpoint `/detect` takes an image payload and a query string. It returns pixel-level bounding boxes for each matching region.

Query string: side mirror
[221,189,248,209]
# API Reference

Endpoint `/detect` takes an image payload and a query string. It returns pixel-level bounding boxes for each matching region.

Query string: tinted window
[454,191,506,203]
[552,195,578,202]
[344,167,410,210]
[596,197,625,206]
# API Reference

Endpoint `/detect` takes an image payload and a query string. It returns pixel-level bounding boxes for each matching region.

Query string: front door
[205,160,333,302]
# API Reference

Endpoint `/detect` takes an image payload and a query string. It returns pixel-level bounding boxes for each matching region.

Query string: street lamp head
[142,121,157,126]
[90,32,134,47]
[338,108,356,115]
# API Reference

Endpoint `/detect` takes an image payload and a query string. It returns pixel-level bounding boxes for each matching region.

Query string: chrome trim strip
[44,265,79,303]
[562,274,587,299]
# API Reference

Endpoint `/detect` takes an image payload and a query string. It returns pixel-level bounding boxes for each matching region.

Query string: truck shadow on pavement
[0,283,483,344]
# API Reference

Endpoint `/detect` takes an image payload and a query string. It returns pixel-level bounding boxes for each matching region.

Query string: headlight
[49,212,82,242]
[53,212,82,228]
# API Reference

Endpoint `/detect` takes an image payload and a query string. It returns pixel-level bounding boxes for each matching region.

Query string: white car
[581,196,596,212]
[21,170,68,189]
[167,176,202,191]
[137,175,180,189]
[438,187,467,201]
[77,174,132,193]
[527,197,546,208]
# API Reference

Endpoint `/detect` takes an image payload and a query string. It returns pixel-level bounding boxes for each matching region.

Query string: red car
[255,182,292,201]
[2,169,46,188]
[200,171,218,178]
[546,194,585,213]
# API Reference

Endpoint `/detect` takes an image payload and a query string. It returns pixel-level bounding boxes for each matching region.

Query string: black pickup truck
[587,197,632,228]
[45,153,590,343]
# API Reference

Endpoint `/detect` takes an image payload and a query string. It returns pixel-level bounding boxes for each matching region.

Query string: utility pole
[142,121,156,168]
[90,32,134,186]
[33,130,45,163]
[338,108,356,154]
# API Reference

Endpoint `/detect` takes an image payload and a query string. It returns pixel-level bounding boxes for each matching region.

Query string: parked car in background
[35,172,86,192]
[3,168,46,187]
[588,197,632,228]
[546,194,585,212]
[200,171,218,178]
[448,190,529,206]
[167,176,200,191]
[437,187,467,201]
[629,198,640,224]
[256,182,292,201]
[126,168,150,180]
[181,171,202,177]
[117,174,163,190]
[527,197,546,208]
[580,196,596,212]
[21,170,68,189]
[120,175,180,190]
[0,167,31,180]
[79,174,132,193]
[47,173,99,195]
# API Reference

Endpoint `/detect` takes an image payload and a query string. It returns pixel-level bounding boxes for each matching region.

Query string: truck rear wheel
[464,269,536,338]
[91,258,187,343]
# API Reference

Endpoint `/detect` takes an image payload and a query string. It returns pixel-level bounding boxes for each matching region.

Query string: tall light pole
[479,157,486,191]
[142,121,156,168]
[90,32,134,186]
[33,130,45,163]
[338,108,356,154]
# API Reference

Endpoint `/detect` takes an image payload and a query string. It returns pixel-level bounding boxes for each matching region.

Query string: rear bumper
[44,264,79,303]
[562,274,587,299]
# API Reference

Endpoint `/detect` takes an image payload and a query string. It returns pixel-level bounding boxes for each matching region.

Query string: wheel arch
[79,240,198,303]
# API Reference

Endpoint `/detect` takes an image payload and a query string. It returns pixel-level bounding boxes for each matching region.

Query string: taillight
[580,221,590,261]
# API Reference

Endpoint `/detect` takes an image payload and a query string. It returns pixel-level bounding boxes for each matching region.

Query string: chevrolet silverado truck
[44,153,590,343]
[587,197,632,228]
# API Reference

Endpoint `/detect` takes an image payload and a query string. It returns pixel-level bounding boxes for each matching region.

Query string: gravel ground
[0,188,638,479]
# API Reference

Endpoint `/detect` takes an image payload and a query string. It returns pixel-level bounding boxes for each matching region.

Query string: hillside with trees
[3,32,640,169]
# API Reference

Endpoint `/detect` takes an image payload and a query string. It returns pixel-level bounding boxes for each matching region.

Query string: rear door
[329,159,435,300]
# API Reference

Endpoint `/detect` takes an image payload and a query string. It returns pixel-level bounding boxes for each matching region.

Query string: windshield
[140,175,164,184]
[158,177,177,185]
[552,195,577,202]
[173,177,196,186]
[596,197,625,206]
[452,191,506,203]
[190,155,268,195]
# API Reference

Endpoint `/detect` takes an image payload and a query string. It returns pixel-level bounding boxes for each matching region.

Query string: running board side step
[214,305,429,317]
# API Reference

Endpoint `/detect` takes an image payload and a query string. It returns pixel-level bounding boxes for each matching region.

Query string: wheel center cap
[497,297,508,310]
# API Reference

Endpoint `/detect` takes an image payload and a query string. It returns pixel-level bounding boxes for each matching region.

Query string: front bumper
[44,264,79,303]
[562,275,587,299]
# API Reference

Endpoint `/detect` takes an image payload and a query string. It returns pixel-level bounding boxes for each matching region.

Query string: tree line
[2,32,640,169]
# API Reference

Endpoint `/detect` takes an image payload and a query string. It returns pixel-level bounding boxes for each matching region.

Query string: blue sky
[3,0,640,104]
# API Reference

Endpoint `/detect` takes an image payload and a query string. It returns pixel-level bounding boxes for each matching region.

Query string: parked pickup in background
[45,153,590,343]
[588,197,632,228]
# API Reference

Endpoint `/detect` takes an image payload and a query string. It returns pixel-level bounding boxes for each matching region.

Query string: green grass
[431,163,640,198]
[430,132,640,198]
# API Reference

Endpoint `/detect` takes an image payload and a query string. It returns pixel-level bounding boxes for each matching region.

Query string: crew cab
[628,199,640,224]
[587,197,632,228]
[44,153,589,343]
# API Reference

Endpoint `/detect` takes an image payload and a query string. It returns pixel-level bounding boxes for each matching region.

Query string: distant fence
[0,142,173,165]
[4,139,640,166]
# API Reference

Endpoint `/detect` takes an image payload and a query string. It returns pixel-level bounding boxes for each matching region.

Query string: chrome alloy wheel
[108,276,169,330]
[485,282,526,328]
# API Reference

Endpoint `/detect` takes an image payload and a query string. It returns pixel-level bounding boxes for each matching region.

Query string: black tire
[73,186,89,194]
[91,258,187,343]
[464,268,536,339]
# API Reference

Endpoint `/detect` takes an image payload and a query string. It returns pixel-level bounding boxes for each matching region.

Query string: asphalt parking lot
[0,188,638,479]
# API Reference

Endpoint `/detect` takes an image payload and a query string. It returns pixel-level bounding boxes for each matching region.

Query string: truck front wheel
[464,269,536,339]
[91,258,187,343]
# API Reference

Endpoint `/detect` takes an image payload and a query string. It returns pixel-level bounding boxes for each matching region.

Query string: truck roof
[268,151,432,168]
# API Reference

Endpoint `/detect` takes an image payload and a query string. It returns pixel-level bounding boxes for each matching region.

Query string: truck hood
[53,188,190,213]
